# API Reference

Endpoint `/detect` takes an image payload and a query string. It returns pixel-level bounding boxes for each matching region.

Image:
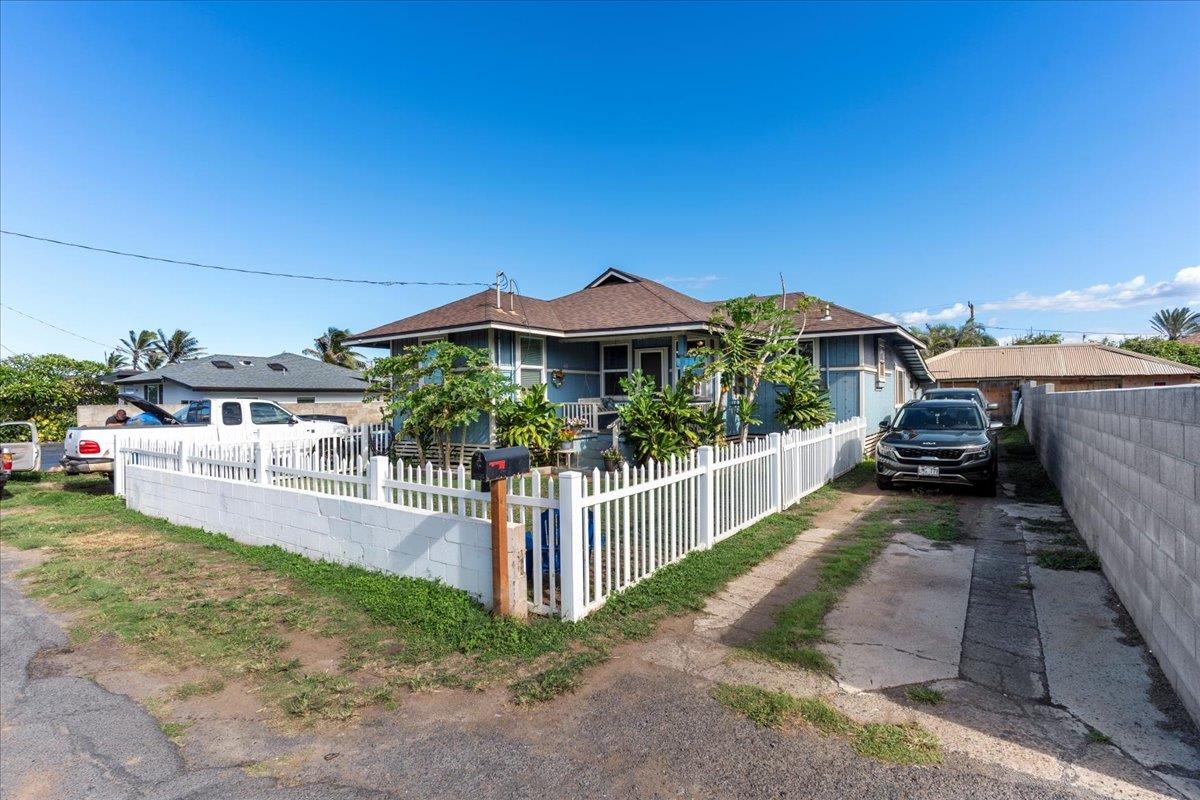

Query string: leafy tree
[1010,332,1063,345]
[616,369,723,464]
[304,326,366,369]
[154,329,204,364]
[1149,307,1200,341]
[1117,337,1200,368]
[119,329,158,370]
[913,321,998,356]
[103,351,129,370]
[697,293,820,444]
[774,356,833,431]
[363,342,514,467]
[495,384,572,467]
[0,353,116,441]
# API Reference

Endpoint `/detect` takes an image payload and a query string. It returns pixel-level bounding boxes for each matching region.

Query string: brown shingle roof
[349,270,916,342]
[1180,332,1200,346]
[926,343,1200,381]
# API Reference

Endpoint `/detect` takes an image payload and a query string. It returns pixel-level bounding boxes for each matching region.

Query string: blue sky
[1,1,1197,361]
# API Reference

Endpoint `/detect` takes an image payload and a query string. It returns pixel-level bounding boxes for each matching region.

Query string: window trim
[517,335,546,388]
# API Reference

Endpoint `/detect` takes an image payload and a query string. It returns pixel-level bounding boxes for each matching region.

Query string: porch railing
[558,400,601,431]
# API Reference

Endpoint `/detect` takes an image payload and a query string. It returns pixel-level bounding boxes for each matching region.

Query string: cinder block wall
[1022,383,1199,723]
[123,464,494,605]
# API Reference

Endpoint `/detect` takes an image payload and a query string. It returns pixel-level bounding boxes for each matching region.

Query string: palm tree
[103,351,128,370]
[146,350,166,370]
[304,326,365,369]
[1150,307,1200,340]
[154,329,205,364]
[119,329,158,370]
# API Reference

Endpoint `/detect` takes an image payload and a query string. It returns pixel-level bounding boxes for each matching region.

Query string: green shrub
[495,384,573,467]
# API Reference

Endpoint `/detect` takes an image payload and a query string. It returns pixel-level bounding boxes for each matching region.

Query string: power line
[1,230,493,288]
[0,303,113,349]
[985,324,1146,337]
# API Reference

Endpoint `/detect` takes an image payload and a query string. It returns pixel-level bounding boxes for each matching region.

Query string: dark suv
[875,399,1002,496]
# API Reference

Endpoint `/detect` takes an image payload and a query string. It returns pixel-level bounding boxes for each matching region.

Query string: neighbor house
[926,342,1200,418]
[114,352,369,406]
[346,269,931,456]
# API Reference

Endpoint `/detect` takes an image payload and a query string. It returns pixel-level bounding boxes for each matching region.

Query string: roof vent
[240,359,253,365]
[267,362,287,372]
[820,304,832,321]
[212,360,234,369]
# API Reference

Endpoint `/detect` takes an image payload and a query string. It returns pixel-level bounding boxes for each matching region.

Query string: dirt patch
[279,629,347,673]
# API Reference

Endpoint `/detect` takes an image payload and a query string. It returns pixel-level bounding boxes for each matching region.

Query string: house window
[143,384,161,404]
[602,344,630,396]
[519,336,545,388]
[876,338,887,388]
[296,396,316,403]
[795,340,815,365]
[894,369,906,405]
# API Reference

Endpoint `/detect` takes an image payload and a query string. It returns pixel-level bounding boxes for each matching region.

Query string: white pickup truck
[62,394,350,475]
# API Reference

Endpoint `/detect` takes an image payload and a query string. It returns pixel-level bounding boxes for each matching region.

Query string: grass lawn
[0,463,874,720]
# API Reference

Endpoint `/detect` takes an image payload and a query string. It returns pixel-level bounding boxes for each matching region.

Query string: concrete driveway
[818,465,1200,800]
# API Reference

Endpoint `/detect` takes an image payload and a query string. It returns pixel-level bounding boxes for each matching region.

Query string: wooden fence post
[255,443,269,485]
[696,446,714,550]
[768,432,783,512]
[367,456,388,502]
[112,436,125,497]
[558,471,587,621]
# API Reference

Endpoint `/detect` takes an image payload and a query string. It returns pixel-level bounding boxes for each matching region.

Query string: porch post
[558,471,587,621]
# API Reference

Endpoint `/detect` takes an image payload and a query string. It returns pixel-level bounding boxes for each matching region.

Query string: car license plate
[918,466,940,477]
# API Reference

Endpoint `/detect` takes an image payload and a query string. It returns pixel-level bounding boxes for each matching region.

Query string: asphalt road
[1,543,1100,800]
[0,548,387,800]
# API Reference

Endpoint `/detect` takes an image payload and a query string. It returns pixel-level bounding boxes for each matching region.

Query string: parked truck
[61,394,351,475]
[1,421,42,491]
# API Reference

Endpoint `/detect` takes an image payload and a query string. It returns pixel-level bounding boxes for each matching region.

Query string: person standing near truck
[104,409,130,426]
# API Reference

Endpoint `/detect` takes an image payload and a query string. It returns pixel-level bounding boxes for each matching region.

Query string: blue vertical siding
[827,371,861,421]
[862,369,897,426]
[821,336,861,368]
[546,339,599,371]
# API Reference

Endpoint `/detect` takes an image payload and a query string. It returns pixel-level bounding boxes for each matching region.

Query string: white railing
[115,417,866,621]
[558,400,601,432]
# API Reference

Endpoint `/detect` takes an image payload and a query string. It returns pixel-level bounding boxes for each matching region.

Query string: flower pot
[603,456,623,473]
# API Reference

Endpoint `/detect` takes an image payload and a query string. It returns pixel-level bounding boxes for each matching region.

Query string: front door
[635,349,668,390]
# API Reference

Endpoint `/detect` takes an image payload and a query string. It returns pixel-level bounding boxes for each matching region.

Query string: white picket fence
[117,417,866,620]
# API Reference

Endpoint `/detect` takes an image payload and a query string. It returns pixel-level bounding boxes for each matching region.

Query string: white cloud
[660,274,721,290]
[879,265,1200,326]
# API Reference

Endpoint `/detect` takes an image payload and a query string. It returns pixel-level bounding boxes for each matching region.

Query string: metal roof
[114,352,367,392]
[926,343,1200,381]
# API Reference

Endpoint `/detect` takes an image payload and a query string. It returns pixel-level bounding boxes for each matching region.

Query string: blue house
[346,269,931,461]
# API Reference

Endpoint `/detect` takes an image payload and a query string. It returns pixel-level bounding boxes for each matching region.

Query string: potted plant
[602,447,624,473]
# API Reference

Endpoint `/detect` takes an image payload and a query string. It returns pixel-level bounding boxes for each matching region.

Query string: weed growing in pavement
[1036,548,1101,571]
[906,686,945,705]
[713,684,941,766]
[1087,729,1113,744]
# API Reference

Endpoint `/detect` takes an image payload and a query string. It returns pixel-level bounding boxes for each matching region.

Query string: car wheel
[876,474,893,491]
